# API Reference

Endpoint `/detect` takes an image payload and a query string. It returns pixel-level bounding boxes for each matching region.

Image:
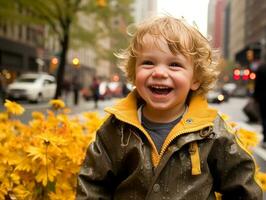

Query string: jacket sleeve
[76,132,117,200]
[211,122,263,200]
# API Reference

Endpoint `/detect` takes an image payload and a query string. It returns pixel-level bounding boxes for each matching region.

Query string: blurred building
[0,0,157,88]
[0,22,45,82]
[207,0,226,51]
[207,0,266,96]
[245,0,266,63]
[228,0,246,62]
[208,0,266,67]
[133,0,157,23]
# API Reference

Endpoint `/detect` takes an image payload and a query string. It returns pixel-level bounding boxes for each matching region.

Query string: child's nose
[151,65,168,78]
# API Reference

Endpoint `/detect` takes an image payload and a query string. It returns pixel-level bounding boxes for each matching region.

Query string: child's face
[135,35,200,116]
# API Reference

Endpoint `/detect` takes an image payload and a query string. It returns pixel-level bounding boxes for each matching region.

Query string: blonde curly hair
[116,15,220,96]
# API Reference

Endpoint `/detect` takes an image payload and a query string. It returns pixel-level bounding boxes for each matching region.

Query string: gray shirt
[141,110,182,153]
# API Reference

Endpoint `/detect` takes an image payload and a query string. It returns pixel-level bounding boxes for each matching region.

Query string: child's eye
[169,62,182,67]
[142,60,154,65]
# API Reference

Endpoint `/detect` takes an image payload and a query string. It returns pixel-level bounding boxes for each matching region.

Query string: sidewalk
[68,97,118,117]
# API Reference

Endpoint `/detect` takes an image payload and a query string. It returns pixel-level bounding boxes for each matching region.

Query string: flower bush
[0,99,102,199]
[0,100,265,200]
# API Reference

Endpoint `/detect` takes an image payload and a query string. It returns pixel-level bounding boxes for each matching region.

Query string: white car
[6,73,57,103]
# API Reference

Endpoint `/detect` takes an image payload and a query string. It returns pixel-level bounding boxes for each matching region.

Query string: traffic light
[249,72,256,80]
[242,69,250,80]
[233,68,241,80]
[72,57,80,68]
[97,0,106,7]
[50,57,58,72]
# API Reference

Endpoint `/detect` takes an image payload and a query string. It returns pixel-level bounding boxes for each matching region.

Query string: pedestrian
[0,74,7,104]
[254,62,266,148]
[72,75,80,105]
[90,76,100,108]
[76,16,262,199]
[62,77,71,105]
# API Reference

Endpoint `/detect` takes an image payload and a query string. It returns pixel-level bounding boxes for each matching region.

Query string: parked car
[222,83,237,96]
[207,88,229,104]
[6,73,57,103]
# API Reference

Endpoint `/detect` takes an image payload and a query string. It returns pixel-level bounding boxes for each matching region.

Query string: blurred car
[222,83,237,96]
[207,89,229,104]
[6,73,57,103]
[99,81,122,99]
[82,81,121,101]
[231,87,248,97]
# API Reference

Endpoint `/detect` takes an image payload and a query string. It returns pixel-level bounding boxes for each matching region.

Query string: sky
[157,0,210,36]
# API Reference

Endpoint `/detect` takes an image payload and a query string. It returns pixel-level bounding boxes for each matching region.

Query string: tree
[0,0,134,98]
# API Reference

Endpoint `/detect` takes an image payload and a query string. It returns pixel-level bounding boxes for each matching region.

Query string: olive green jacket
[76,91,262,200]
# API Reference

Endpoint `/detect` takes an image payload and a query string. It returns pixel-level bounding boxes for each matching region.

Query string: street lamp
[72,57,80,68]
[49,57,59,73]
[97,0,106,7]
[71,57,81,105]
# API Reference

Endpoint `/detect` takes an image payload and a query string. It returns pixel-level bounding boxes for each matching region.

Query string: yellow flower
[83,112,100,121]
[31,111,45,120]
[4,100,25,115]
[0,113,8,121]
[49,189,75,200]
[12,185,31,199]
[35,164,60,186]
[49,99,65,110]
[256,171,266,191]
[83,112,103,134]
[237,128,259,149]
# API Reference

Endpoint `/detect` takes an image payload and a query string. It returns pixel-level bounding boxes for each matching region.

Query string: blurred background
[0,0,264,104]
[0,0,265,122]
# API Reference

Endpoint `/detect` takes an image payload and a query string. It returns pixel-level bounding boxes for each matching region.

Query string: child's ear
[191,80,200,91]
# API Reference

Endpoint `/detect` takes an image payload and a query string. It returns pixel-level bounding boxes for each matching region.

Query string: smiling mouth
[149,85,173,95]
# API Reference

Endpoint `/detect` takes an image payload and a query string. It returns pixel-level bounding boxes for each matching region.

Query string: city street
[1,95,265,197]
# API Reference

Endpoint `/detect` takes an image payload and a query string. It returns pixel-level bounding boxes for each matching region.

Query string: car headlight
[217,94,224,101]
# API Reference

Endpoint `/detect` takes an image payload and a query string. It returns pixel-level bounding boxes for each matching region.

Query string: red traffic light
[233,68,241,80]
[249,72,256,80]
[242,69,250,80]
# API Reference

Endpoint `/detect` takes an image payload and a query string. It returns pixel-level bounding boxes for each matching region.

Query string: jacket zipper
[157,123,214,164]
[110,110,214,167]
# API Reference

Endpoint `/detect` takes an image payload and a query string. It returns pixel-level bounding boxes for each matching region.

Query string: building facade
[0,1,157,89]
[0,22,45,82]
[207,0,226,51]
[210,0,266,66]
[133,0,157,23]
[228,0,246,62]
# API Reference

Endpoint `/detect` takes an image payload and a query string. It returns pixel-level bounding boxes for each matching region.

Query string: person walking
[0,75,7,104]
[254,62,266,148]
[91,76,100,108]
[72,75,81,105]
[62,77,71,105]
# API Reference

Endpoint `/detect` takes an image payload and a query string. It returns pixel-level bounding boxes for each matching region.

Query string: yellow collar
[105,90,218,166]
[105,90,217,128]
